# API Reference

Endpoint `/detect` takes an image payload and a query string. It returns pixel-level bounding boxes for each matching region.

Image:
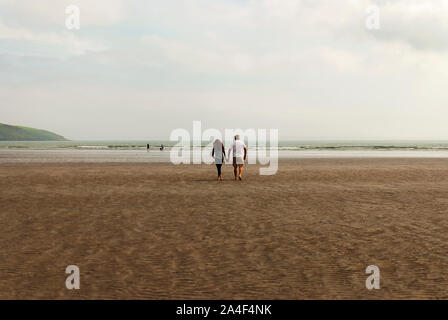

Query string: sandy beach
[1,158,448,299]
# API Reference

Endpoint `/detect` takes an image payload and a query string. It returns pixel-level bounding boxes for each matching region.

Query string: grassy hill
[0,123,68,141]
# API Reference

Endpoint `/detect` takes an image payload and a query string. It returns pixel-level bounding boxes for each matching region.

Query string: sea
[2,140,448,163]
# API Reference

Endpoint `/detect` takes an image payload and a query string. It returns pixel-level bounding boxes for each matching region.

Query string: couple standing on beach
[212,135,247,181]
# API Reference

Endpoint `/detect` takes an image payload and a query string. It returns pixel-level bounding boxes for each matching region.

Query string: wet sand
[0,159,447,299]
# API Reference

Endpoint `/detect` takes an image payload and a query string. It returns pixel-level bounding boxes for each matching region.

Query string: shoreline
[3,148,448,164]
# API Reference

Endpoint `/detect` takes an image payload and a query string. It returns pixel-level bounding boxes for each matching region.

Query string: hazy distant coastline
[0,123,68,141]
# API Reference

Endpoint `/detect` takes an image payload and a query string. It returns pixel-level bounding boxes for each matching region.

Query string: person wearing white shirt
[227,135,247,180]
[212,139,226,181]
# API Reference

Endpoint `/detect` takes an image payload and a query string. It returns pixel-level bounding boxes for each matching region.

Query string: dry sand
[0,158,447,299]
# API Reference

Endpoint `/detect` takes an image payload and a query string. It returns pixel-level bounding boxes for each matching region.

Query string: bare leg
[233,165,238,180]
[238,165,243,180]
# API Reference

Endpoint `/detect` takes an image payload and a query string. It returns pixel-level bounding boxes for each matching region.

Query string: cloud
[0,19,107,56]
[0,0,125,58]
[0,0,126,28]
[366,0,448,51]
[2,0,448,139]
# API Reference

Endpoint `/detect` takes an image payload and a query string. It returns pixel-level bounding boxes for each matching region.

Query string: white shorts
[233,157,244,165]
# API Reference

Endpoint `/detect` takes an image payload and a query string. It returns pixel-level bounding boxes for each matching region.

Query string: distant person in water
[212,139,225,181]
[147,144,150,152]
[227,135,247,180]
[160,144,164,151]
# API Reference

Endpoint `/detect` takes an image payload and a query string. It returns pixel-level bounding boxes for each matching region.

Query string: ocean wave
[3,141,448,151]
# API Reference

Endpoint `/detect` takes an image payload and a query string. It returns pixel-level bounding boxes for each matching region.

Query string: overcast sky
[1,0,448,140]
